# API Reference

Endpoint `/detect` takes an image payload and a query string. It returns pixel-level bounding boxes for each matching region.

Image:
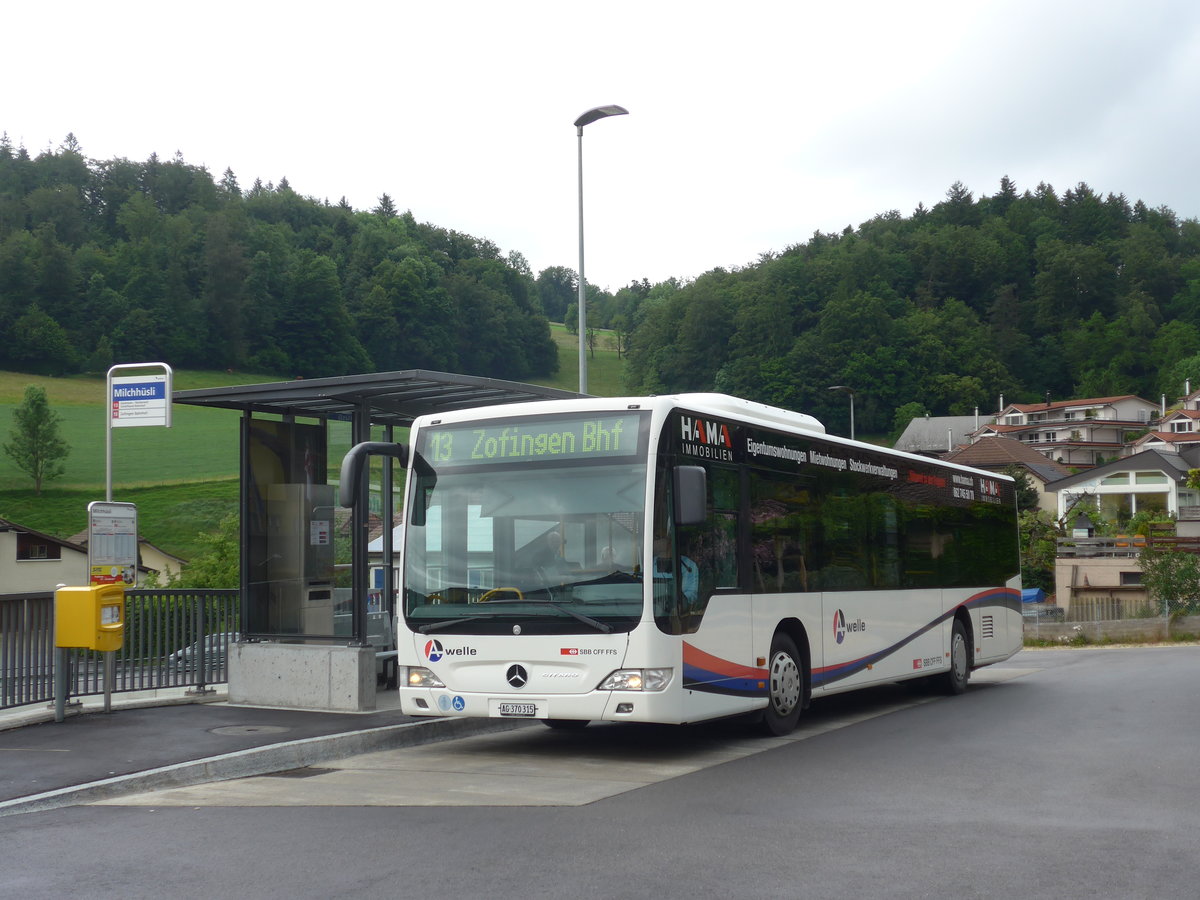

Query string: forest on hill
[4,134,1200,441]
[611,178,1200,436]
[0,134,558,382]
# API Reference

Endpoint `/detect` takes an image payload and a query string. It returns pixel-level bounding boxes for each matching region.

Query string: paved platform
[0,667,1039,816]
[0,687,520,817]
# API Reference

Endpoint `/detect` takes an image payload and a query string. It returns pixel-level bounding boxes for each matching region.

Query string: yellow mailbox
[55,584,125,651]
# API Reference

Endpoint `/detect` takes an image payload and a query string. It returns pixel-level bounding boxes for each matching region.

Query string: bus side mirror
[339,441,409,508]
[674,465,707,526]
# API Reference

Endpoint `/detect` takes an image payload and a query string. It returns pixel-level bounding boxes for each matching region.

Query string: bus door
[670,463,756,717]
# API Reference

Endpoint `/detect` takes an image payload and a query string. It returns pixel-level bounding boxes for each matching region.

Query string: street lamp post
[828,385,856,441]
[575,104,628,394]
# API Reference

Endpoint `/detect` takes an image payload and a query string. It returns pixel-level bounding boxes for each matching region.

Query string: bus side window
[749,468,814,593]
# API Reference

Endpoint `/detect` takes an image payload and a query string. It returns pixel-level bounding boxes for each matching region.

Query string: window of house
[16,533,62,561]
[1172,421,1193,433]
[1043,432,1058,442]
[1101,473,1130,485]
[1134,472,1168,485]
[1136,493,1168,515]
[1120,571,1143,586]
[1100,494,1133,521]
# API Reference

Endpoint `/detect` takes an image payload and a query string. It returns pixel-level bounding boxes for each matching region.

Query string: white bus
[341,393,1022,735]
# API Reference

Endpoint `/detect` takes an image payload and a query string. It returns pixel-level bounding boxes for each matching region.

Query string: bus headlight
[597,668,673,692]
[406,667,445,688]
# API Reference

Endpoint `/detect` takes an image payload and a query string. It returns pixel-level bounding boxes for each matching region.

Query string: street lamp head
[827,385,856,395]
[575,105,629,131]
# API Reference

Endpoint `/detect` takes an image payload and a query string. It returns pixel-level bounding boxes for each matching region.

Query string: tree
[3,385,70,494]
[373,193,397,219]
[1018,509,1058,593]
[1003,465,1040,512]
[174,513,240,589]
[891,401,927,440]
[1138,545,1200,620]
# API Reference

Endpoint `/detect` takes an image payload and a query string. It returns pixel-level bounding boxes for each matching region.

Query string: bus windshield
[404,413,649,635]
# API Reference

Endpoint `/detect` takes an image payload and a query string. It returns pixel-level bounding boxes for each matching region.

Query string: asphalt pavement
[0,687,516,817]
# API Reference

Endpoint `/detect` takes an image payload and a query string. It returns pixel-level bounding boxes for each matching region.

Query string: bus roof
[414,393,1011,483]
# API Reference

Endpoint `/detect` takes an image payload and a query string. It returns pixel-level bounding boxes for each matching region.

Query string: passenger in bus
[520,530,573,586]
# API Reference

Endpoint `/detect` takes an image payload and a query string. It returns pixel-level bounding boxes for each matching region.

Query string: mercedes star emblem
[506,664,528,688]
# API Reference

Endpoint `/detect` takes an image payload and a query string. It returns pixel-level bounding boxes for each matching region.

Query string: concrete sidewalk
[0,688,517,817]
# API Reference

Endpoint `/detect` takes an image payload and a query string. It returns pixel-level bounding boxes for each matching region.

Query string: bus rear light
[598,668,672,692]
[406,667,445,688]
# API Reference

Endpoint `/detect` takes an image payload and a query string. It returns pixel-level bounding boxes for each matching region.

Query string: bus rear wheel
[761,632,803,736]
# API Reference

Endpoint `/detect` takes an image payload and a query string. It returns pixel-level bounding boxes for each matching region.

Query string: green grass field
[0,341,629,560]
[528,324,628,397]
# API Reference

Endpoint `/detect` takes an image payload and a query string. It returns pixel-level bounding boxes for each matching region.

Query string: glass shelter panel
[244,419,343,637]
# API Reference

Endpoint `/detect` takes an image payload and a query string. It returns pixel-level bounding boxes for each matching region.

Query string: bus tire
[940,619,971,695]
[542,719,589,730]
[762,632,803,736]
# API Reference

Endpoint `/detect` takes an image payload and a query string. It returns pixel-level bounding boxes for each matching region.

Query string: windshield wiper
[417,614,506,634]
[481,598,614,633]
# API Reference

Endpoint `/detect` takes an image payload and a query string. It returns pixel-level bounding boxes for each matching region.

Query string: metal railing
[1,589,239,711]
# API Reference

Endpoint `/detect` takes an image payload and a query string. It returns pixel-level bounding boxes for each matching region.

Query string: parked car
[1021,603,1064,622]
[166,632,239,672]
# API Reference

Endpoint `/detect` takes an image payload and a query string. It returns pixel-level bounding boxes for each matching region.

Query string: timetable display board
[87,501,138,586]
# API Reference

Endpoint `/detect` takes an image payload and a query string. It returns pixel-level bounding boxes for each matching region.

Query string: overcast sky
[8,1,1200,291]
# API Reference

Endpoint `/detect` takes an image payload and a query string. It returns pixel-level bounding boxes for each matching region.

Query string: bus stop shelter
[174,369,579,710]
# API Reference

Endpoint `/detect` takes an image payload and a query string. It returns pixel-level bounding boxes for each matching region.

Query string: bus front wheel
[940,619,971,695]
[762,632,803,736]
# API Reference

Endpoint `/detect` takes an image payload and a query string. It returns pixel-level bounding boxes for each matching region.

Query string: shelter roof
[172,369,582,427]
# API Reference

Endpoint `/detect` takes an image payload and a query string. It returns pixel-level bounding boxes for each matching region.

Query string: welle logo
[833,609,866,645]
[424,639,477,662]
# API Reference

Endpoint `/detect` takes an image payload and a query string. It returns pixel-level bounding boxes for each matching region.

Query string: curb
[0,689,229,733]
[0,715,531,818]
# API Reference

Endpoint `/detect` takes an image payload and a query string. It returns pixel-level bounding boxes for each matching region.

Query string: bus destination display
[423,414,642,466]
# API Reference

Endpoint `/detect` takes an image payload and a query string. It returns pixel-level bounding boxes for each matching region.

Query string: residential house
[1129,408,1200,454]
[943,435,1071,515]
[0,518,88,592]
[1046,447,1200,526]
[971,395,1158,468]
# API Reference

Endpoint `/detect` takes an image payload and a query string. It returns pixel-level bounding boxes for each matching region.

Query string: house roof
[0,518,87,553]
[1044,447,1200,492]
[944,436,1072,482]
[1131,430,1200,447]
[893,415,982,454]
[1001,394,1154,415]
